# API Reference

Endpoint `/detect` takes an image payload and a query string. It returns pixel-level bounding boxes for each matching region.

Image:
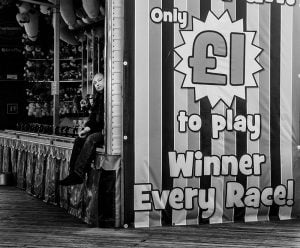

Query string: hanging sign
[7,103,18,114]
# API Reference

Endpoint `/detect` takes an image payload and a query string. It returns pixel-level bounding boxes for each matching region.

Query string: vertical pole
[91,29,95,95]
[106,0,112,155]
[52,0,60,134]
[81,40,84,97]
[86,34,90,96]
[98,37,100,73]
[123,0,134,227]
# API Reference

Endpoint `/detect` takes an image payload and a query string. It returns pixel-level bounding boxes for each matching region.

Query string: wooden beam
[19,0,58,8]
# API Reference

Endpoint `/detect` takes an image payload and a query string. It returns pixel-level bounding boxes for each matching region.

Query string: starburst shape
[174,10,263,108]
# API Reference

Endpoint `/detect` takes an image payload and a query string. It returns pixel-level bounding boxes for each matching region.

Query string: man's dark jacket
[84,92,104,133]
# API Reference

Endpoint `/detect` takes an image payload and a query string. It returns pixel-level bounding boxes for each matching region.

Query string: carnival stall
[1,0,300,229]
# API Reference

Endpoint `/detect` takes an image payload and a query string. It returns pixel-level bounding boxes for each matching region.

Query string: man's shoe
[58,173,83,186]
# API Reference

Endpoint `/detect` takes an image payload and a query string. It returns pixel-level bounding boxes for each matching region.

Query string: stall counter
[0,130,121,227]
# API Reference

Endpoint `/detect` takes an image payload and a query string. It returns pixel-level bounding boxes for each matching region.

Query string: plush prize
[35,102,42,118]
[26,102,35,116]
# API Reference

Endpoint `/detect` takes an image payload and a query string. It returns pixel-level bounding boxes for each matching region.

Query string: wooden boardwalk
[0,186,300,248]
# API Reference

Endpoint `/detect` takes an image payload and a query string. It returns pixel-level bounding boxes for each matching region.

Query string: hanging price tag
[51,81,59,95]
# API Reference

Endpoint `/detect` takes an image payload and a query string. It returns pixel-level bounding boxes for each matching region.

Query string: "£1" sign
[175,11,263,108]
[189,31,245,87]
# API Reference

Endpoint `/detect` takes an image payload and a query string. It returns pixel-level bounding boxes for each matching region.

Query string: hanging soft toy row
[40,0,79,46]
[57,0,105,29]
[82,0,104,21]
[16,0,105,45]
[47,0,105,44]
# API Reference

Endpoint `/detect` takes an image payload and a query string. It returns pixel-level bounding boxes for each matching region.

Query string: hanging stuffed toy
[80,98,89,115]
[16,2,39,42]
[74,3,94,25]
[48,0,87,29]
[45,0,79,45]
[60,0,79,30]
[40,4,52,15]
[52,15,79,45]
[82,0,101,20]
[94,26,104,39]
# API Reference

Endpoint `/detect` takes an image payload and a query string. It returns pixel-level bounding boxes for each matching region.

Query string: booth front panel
[0,131,121,228]
[124,0,300,228]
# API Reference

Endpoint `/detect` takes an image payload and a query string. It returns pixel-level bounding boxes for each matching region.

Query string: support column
[52,0,60,134]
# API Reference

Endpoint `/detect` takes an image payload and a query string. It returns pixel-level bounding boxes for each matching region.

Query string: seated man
[59,73,105,186]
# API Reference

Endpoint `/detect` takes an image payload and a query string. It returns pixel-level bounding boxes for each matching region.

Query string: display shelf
[0,80,25,82]
[59,113,89,118]
[21,21,104,136]
[60,58,82,61]
[27,58,52,61]
[27,80,82,83]
[26,81,53,83]
[60,80,82,83]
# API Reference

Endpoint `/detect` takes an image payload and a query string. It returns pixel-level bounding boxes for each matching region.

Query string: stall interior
[0,0,124,228]
[1,0,106,138]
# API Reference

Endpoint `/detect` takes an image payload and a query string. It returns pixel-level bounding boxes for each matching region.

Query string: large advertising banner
[132,0,300,227]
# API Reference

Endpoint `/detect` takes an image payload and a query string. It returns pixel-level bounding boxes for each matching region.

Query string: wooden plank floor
[1,186,300,248]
